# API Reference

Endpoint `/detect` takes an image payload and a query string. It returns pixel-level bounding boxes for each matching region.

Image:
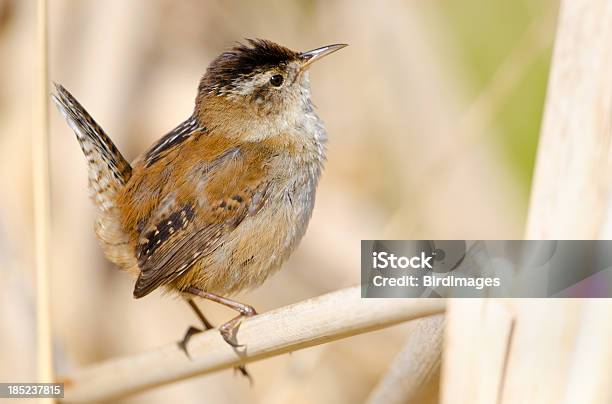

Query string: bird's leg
[180,293,252,381]
[188,298,214,329]
[177,299,214,358]
[184,287,257,348]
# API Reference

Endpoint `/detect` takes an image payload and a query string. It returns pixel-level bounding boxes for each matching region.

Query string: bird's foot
[177,324,251,382]
[218,305,257,348]
[177,325,203,359]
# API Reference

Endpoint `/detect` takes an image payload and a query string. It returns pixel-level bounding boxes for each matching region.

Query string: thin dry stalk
[59,286,445,403]
[33,0,53,388]
[367,314,444,404]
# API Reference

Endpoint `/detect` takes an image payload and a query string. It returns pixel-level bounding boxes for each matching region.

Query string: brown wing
[132,145,270,298]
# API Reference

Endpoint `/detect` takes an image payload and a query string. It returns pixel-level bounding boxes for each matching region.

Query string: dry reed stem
[33,0,53,390]
[526,0,612,238]
[441,299,514,404]
[59,286,445,403]
[367,314,444,404]
[444,0,612,402]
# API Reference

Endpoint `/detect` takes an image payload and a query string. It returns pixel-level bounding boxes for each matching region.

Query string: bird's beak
[299,44,348,70]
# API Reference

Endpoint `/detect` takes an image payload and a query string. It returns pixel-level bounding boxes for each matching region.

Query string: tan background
[0,0,556,402]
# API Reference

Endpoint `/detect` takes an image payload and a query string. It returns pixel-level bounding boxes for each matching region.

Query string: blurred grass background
[441,0,553,204]
[0,0,557,402]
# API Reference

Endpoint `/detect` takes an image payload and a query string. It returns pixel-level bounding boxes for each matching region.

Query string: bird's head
[195,39,346,139]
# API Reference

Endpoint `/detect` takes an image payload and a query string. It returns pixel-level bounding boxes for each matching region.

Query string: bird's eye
[270,74,284,87]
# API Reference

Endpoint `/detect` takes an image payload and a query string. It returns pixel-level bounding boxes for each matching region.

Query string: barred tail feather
[52,83,132,211]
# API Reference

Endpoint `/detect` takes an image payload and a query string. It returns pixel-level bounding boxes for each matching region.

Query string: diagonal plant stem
[59,286,445,403]
[367,314,444,404]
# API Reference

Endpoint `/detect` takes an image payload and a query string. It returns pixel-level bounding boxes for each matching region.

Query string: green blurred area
[439,0,555,205]
[497,51,550,196]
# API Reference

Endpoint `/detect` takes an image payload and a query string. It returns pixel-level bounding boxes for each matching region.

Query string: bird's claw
[234,364,253,384]
[219,323,244,348]
[177,325,203,359]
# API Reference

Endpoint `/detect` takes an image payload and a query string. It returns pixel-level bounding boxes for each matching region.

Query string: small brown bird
[52,39,346,358]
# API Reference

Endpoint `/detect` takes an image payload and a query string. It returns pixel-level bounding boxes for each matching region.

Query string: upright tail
[52,83,132,212]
